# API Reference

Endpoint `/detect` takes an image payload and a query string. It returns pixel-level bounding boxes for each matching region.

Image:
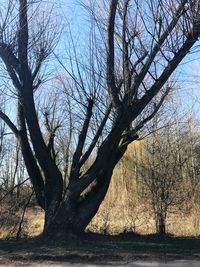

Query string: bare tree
[137,123,187,235]
[0,0,199,240]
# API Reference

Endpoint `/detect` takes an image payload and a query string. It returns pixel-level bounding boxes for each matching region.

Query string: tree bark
[157,214,166,236]
[17,101,45,209]
[42,133,130,239]
[20,86,63,223]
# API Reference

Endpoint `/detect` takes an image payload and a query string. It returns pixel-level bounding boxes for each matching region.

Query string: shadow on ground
[1,233,200,266]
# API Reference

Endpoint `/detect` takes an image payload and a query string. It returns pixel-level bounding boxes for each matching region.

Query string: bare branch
[69,98,94,182]
[137,32,200,115]
[106,0,122,111]
[132,0,188,96]
[18,0,29,68]
[79,104,111,167]
[0,110,19,136]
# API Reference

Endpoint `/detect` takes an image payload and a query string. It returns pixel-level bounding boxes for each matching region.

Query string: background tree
[138,124,186,235]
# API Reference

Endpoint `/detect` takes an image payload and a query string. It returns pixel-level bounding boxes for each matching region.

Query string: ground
[1,234,200,266]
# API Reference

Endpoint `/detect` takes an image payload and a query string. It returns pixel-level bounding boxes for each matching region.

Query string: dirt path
[1,236,200,267]
[1,259,200,267]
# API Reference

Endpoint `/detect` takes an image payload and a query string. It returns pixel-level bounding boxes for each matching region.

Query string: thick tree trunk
[42,189,80,240]
[17,101,45,209]
[42,137,130,240]
[21,87,63,220]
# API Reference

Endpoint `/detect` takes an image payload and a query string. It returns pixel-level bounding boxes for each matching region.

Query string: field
[1,204,200,240]
[1,203,200,266]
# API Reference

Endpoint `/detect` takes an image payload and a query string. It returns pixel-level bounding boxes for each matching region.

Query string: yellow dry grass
[1,205,200,238]
[1,141,200,238]
[0,207,44,239]
[1,203,200,238]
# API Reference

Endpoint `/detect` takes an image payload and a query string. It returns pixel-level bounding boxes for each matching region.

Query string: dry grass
[89,203,200,237]
[1,203,200,239]
[1,142,200,239]
[0,207,44,239]
[23,208,44,237]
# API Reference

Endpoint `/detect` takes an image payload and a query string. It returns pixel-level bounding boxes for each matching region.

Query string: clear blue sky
[2,0,200,126]
[58,0,200,121]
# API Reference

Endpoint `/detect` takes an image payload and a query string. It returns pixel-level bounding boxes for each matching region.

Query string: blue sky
[177,52,200,119]
[57,0,200,121]
[1,0,200,127]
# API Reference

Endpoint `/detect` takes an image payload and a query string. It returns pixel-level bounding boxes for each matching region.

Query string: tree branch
[132,0,188,96]
[18,0,29,68]
[69,98,94,182]
[106,0,122,111]
[79,105,111,167]
[0,43,22,89]
[121,86,171,148]
[17,102,45,209]
[0,110,19,136]
[137,32,200,115]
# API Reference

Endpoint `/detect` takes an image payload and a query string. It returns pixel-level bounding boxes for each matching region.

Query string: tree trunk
[17,101,45,209]
[42,189,78,240]
[156,213,166,236]
[42,138,129,240]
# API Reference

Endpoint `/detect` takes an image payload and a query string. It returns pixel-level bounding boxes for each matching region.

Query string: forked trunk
[42,127,130,240]
[42,190,78,240]
[42,182,111,240]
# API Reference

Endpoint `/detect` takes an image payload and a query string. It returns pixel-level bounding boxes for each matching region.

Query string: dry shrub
[0,185,44,239]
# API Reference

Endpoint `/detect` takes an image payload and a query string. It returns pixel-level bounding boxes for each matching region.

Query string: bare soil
[1,233,200,266]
